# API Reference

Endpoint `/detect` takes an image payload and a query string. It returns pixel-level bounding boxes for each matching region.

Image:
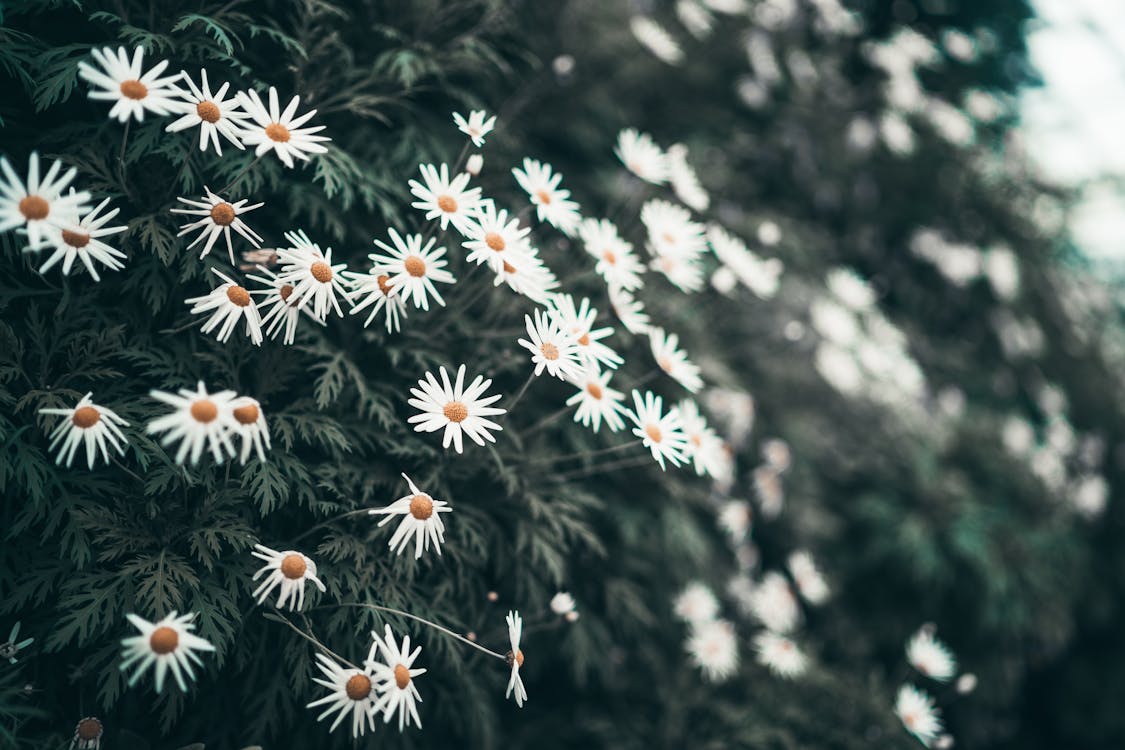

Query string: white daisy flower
[895,684,944,747]
[230,396,270,464]
[492,250,560,305]
[607,286,651,335]
[171,187,263,264]
[452,110,496,147]
[408,163,482,236]
[761,438,792,472]
[686,619,738,682]
[0,152,91,249]
[718,500,752,541]
[119,612,215,693]
[615,128,668,184]
[754,464,785,519]
[630,16,684,64]
[367,228,455,311]
[249,266,324,345]
[78,46,182,123]
[748,572,799,633]
[407,364,506,454]
[343,267,408,333]
[677,399,725,476]
[146,381,237,465]
[369,473,452,559]
[368,624,427,731]
[787,551,830,605]
[708,225,782,299]
[165,69,249,154]
[550,592,577,616]
[1,621,33,665]
[250,544,326,611]
[185,269,264,346]
[642,199,707,260]
[753,631,808,678]
[906,626,957,682]
[518,308,586,381]
[306,654,381,738]
[512,158,581,236]
[505,611,528,707]
[548,294,623,371]
[566,365,628,433]
[465,153,484,175]
[236,87,331,168]
[628,390,689,470]
[650,327,703,392]
[578,218,645,292]
[673,581,719,624]
[39,392,129,469]
[650,251,704,293]
[37,195,127,281]
[71,717,104,749]
[276,230,350,320]
[667,143,710,212]
[462,200,533,275]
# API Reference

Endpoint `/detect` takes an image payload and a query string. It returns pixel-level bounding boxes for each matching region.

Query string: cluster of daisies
[896,625,976,748]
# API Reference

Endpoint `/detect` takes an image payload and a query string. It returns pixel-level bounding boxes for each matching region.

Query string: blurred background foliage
[0,0,1122,748]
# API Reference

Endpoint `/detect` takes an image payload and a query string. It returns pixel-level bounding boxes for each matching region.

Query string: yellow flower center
[196,100,221,123]
[233,403,260,425]
[62,229,91,248]
[658,357,673,373]
[404,256,426,277]
[345,673,372,701]
[310,261,333,283]
[577,333,590,346]
[149,626,179,654]
[279,284,296,304]
[586,382,603,399]
[436,195,458,213]
[645,424,662,443]
[485,232,506,251]
[377,274,394,296]
[190,399,219,424]
[71,405,101,428]
[280,553,307,580]
[265,122,290,142]
[535,190,552,205]
[18,195,49,220]
[226,285,251,307]
[119,79,147,100]
[540,343,559,361]
[443,401,468,423]
[409,494,434,520]
[394,663,411,689]
[210,202,236,226]
[507,649,525,667]
[602,250,617,265]
[502,260,516,274]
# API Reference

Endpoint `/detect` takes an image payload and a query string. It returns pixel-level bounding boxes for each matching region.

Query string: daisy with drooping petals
[677,399,726,477]
[165,69,249,154]
[650,327,703,392]
[906,626,957,682]
[549,294,623,371]
[249,266,324,345]
[452,110,496,147]
[368,624,427,731]
[171,187,263,263]
[608,286,651,335]
[615,128,668,184]
[369,473,452,559]
[628,390,689,470]
[567,365,628,433]
[641,199,707,260]
[37,194,127,281]
[71,716,104,749]
[366,229,455,311]
[462,201,533,274]
[306,654,381,738]
[667,143,710,212]
[896,684,944,747]
[518,308,586,381]
[229,396,270,464]
[787,551,830,605]
[708,225,782,299]
[408,365,506,454]
[250,544,325,611]
[39,392,129,469]
[578,218,645,292]
[343,266,408,333]
[674,581,719,624]
[78,46,182,123]
[512,158,581,236]
[0,152,91,249]
[185,269,264,346]
[686,619,738,682]
[505,611,528,707]
[493,250,560,305]
[753,631,808,678]
[409,163,482,236]
[119,612,215,693]
[146,382,237,465]
[275,230,350,320]
[237,87,331,168]
[1,621,33,665]
[748,572,800,634]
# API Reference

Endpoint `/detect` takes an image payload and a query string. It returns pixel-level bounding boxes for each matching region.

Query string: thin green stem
[289,508,372,545]
[520,402,573,438]
[327,602,507,661]
[219,153,262,194]
[505,371,537,412]
[268,612,360,670]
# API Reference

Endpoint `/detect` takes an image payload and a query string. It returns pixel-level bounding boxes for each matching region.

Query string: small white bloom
[956,673,978,694]
[718,500,752,541]
[165,69,249,154]
[677,399,725,476]
[369,473,452,559]
[677,0,715,39]
[667,143,710,212]
[748,571,799,633]
[248,266,324,345]
[0,152,91,249]
[608,286,652,335]
[630,16,684,64]
[512,158,582,236]
[275,230,351,320]
[37,195,127,281]
[409,163,482,236]
[343,267,408,333]
[895,684,944,747]
[71,717,104,749]
[650,327,703,392]
[567,365,628,433]
[237,87,331,168]
[452,110,496,147]
[642,199,707,260]
[367,624,427,731]
[171,187,263,264]
[615,128,668,184]
[686,619,738,681]
[673,582,719,624]
[753,631,808,678]
[146,381,238,465]
[518,308,586,381]
[119,612,215,693]
[229,396,270,464]
[628,390,689,470]
[462,200,534,276]
[306,654,381,738]
[184,269,264,346]
[492,249,560,305]
[650,251,705,293]
[550,592,577,616]
[465,153,484,175]
[754,464,786,518]
[707,225,782,298]
[505,611,528,707]
[906,626,957,682]
[827,267,876,309]
[787,551,829,605]
[549,294,623,371]
[78,46,181,123]
[367,228,455,311]
[250,544,326,611]
[761,438,792,472]
[408,365,506,454]
[39,392,129,469]
[578,218,645,291]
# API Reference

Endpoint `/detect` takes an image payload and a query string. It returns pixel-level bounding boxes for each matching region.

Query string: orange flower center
[436,195,458,213]
[233,403,260,425]
[226,285,251,307]
[119,79,147,100]
[279,284,295,302]
[377,274,393,296]
[210,202,236,226]
[540,343,559,361]
[507,649,525,667]
[661,232,675,245]
[586,382,603,399]
[404,256,426,277]
[310,261,333,283]
[345,673,372,701]
[280,553,307,579]
[196,100,221,123]
[149,626,179,654]
[394,663,411,689]
[190,399,219,424]
[658,357,673,373]
[485,232,506,251]
[577,333,590,346]
[535,190,552,205]
[443,401,468,423]
[18,195,49,220]
[645,424,662,443]
[265,122,290,142]
[502,260,516,274]
[409,494,434,520]
[602,250,617,265]
[71,405,101,428]
[76,718,103,740]
[690,433,702,447]
[62,229,91,248]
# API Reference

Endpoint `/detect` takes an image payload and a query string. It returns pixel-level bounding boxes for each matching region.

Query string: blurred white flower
[630,17,684,65]
[753,631,808,678]
[787,551,829,605]
[674,582,719,624]
[895,684,944,747]
[747,572,799,633]
[686,619,738,681]
[906,625,957,682]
